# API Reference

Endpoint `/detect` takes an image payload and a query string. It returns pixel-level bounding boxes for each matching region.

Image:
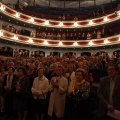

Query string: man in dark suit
[97,64,120,120]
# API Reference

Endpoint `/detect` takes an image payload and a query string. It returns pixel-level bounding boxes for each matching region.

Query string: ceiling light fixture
[104,39,109,44]
[0,5,5,11]
[29,18,34,23]
[74,22,78,27]
[118,37,120,41]
[59,22,63,27]
[104,17,108,21]
[13,35,18,40]
[44,40,48,45]
[59,41,62,46]
[116,11,120,16]
[0,30,3,36]
[89,41,93,46]
[89,20,94,25]
[45,20,49,25]
[28,38,33,43]
[15,12,20,18]
[73,42,78,46]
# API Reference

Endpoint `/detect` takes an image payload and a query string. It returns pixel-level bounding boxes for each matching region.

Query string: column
[64,0,65,15]
[110,0,113,8]
[79,0,81,19]
[48,0,50,19]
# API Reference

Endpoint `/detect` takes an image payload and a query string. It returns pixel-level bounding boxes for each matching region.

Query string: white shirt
[31,76,49,99]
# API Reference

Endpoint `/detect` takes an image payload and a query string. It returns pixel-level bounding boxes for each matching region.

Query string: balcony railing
[0,2,120,28]
[0,29,120,48]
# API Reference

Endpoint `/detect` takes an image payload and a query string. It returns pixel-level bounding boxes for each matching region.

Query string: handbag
[40,91,46,105]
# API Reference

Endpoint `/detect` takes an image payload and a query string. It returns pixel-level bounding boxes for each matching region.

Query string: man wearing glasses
[97,64,120,120]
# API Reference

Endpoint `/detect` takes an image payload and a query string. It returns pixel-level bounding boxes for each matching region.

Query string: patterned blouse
[70,80,90,102]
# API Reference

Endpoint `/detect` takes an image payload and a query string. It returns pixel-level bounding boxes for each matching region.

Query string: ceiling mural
[2,0,116,8]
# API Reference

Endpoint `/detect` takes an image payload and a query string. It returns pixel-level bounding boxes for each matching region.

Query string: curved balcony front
[0,2,120,28]
[0,29,120,49]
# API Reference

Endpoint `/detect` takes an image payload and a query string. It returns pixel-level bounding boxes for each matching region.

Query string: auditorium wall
[0,42,119,57]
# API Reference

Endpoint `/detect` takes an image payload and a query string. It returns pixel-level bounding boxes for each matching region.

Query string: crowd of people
[2,22,31,37]
[36,28,115,40]
[2,22,117,41]
[1,1,120,119]
[0,50,120,120]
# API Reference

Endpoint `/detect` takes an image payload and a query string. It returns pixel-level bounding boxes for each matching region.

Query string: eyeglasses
[107,69,115,71]
[76,74,82,76]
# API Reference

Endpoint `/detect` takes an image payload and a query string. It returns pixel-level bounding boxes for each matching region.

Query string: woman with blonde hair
[48,65,68,120]
[69,69,90,120]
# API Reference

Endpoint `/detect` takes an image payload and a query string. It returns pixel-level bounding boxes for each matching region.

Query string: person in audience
[65,63,76,119]
[58,16,62,21]
[47,33,51,39]
[65,64,76,93]
[101,28,106,38]
[13,67,30,120]
[92,11,96,18]
[31,66,49,120]
[2,67,17,117]
[81,32,86,40]
[87,32,92,40]
[96,9,100,17]
[61,33,66,40]
[92,30,97,39]
[62,15,66,21]
[41,32,46,39]
[0,66,7,113]
[97,64,120,120]
[30,51,35,58]
[81,65,93,85]
[73,33,78,40]
[45,63,58,81]
[89,56,103,83]
[48,65,68,120]
[73,16,78,21]
[116,57,120,73]
[57,33,61,40]
[19,50,24,57]
[30,31,36,38]
[107,29,114,37]
[78,32,82,40]
[101,7,105,15]
[97,30,101,39]
[69,33,74,40]
[14,48,19,57]
[66,33,70,40]
[68,69,90,120]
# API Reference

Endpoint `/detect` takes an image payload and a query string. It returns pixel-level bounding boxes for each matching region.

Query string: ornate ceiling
[2,0,116,7]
